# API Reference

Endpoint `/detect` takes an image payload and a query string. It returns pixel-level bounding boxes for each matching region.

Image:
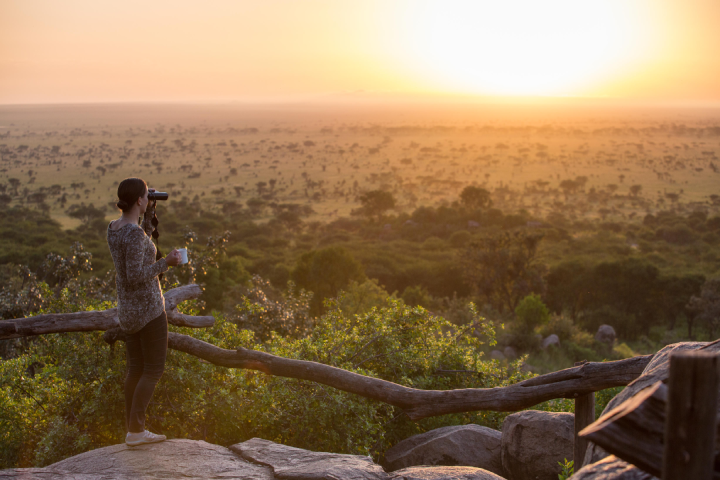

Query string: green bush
[400,285,433,309]
[449,230,472,248]
[515,294,550,330]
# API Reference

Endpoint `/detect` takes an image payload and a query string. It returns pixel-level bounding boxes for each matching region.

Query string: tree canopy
[353,190,395,222]
[460,186,493,210]
[291,246,366,315]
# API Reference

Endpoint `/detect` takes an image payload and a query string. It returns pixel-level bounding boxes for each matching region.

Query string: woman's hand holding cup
[166,249,182,267]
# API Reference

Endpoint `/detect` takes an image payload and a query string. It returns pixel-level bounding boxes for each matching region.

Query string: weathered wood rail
[0,285,214,338]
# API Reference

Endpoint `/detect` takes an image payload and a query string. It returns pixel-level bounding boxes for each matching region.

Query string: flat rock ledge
[229,437,388,479]
[0,437,508,480]
[391,466,505,480]
[0,439,274,480]
[571,455,658,480]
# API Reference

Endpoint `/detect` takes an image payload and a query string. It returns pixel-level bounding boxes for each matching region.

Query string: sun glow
[392,0,658,97]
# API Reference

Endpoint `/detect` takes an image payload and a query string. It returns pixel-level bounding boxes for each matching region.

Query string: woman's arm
[124,226,169,284]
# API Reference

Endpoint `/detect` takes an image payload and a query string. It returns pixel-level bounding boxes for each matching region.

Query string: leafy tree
[461,230,546,313]
[40,242,93,292]
[658,274,704,331]
[232,275,312,340]
[353,190,395,222]
[559,179,578,198]
[545,261,591,320]
[291,247,366,315]
[687,278,720,338]
[246,197,267,216]
[66,203,106,225]
[459,186,492,210]
[401,285,433,309]
[578,259,662,339]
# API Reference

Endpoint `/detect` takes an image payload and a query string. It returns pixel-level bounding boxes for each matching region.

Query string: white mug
[178,248,188,265]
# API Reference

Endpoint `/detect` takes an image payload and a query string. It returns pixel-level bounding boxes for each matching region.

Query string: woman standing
[107,177,181,446]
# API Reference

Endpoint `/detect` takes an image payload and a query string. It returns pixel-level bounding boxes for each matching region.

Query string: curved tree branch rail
[1,284,652,421]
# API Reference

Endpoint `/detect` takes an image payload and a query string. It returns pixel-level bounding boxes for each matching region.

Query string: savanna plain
[1,103,719,468]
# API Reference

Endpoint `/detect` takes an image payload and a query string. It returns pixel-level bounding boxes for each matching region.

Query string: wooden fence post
[573,361,595,468]
[661,350,719,480]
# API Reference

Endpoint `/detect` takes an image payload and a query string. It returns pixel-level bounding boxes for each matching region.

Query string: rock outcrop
[490,350,506,361]
[0,439,274,479]
[0,437,510,480]
[541,334,560,349]
[503,347,517,360]
[571,455,657,480]
[230,437,389,479]
[501,410,574,480]
[390,466,505,480]
[594,325,616,345]
[384,425,504,476]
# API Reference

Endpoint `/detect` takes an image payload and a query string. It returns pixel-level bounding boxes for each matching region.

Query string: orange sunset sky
[1,0,720,106]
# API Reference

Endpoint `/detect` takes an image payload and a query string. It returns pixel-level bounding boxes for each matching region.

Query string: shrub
[400,285,433,309]
[656,224,697,245]
[538,314,574,343]
[449,230,472,248]
[515,294,550,331]
[335,279,391,316]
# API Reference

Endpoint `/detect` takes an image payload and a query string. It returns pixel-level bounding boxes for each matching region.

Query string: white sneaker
[125,430,167,446]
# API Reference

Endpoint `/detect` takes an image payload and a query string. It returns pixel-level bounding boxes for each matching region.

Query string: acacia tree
[461,230,546,313]
[460,186,492,210]
[353,190,395,222]
[66,203,106,225]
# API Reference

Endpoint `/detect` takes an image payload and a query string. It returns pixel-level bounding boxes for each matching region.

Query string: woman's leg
[127,312,168,433]
[124,330,145,433]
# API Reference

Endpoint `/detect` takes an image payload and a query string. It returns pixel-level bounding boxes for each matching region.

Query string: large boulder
[583,341,720,467]
[230,437,389,479]
[0,439,274,479]
[389,465,506,479]
[384,425,504,476]
[541,334,560,349]
[571,455,657,480]
[594,325,616,345]
[501,410,574,480]
[503,347,517,360]
[490,350,506,361]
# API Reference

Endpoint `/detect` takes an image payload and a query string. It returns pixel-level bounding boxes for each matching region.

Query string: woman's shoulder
[108,220,141,233]
[110,223,145,244]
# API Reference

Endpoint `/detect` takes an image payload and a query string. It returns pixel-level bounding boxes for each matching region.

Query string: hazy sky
[2,0,720,105]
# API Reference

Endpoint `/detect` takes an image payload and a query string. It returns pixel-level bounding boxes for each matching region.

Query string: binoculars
[148,191,169,201]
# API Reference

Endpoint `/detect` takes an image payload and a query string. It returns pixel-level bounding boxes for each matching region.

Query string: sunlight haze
[1,0,719,105]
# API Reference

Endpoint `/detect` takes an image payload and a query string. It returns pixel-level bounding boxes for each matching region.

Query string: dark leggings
[124,311,167,433]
